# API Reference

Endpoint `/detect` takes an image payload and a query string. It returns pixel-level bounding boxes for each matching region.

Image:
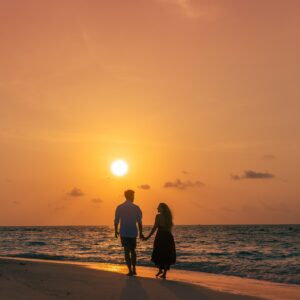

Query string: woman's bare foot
[160,270,167,279]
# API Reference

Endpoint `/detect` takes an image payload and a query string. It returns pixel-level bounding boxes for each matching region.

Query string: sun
[110,159,128,177]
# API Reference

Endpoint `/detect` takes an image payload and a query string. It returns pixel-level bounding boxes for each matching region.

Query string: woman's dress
[151,224,176,270]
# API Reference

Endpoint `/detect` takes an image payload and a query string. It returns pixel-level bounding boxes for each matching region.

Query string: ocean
[0,225,299,285]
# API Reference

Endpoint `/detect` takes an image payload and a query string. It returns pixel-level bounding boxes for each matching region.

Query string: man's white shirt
[114,200,142,238]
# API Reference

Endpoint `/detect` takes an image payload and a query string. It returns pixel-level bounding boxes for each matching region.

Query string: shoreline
[1,257,299,300]
[0,223,298,226]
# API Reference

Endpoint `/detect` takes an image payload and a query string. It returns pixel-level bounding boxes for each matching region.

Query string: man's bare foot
[155,270,163,277]
[126,271,134,276]
[132,269,137,276]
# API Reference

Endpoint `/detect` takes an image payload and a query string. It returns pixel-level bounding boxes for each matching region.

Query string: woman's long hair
[159,203,173,229]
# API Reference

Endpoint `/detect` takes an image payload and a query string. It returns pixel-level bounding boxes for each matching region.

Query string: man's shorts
[121,237,137,249]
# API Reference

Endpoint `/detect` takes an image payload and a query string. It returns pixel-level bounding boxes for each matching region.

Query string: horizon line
[0,223,299,227]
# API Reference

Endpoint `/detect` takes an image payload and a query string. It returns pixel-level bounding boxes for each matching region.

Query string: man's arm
[138,221,144,239]
[114,207,120,238]
[145,214,159,240]
[137,207,144,239]
[114,223,119,238]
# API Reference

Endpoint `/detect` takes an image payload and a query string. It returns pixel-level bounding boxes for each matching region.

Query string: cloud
[231,170,275,180]
[91,198,103,204]
[175,0,197,18]
[158,0,199,19]
[67,188,84,197]
[260,201,290,213]
[181,170,190,175]
[190,200,202,208]
[157,0,222,20]
[263,154,276,160]
[241,205,258,213]
[220,206,236,213]
[54,205,67,212]
[164,179,204,190]
[137,184,151,190]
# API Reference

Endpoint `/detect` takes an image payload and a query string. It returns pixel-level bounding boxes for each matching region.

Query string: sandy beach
[0,257,260,300]
[1,258,299,300]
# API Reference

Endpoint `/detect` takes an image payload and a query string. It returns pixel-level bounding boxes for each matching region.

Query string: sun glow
[110,159,128,177]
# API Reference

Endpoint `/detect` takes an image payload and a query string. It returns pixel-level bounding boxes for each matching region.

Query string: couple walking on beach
[114,189,176,279]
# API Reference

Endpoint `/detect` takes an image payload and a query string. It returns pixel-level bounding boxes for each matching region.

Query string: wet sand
[0,257,298,300]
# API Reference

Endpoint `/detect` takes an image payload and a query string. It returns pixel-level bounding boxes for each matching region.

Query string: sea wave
[25,241,47,246]
[7,253,299,285]
[7,253,69,261]
[1,225,299,285]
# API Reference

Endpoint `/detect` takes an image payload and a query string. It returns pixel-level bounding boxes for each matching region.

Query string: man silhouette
[114,189,144,276]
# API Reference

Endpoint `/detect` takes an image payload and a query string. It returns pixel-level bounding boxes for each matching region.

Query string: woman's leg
[160,265,168,279]
[160,270,167,279]
[155,266,163,277]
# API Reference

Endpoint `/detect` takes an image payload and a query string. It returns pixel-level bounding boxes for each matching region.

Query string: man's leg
[124,247,133,275]
[130,248,137,275]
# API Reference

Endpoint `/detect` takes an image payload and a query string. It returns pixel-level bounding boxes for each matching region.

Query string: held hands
[140,233,151,241]
[141,235,150,241]
[115,232,148,240]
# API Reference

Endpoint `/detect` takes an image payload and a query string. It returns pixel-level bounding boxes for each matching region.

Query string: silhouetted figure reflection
[144,203,176,279]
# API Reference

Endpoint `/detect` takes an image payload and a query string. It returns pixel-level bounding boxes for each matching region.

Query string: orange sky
[1,0,300,225]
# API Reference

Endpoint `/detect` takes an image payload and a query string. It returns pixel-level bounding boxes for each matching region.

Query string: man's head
[124,189,135,202]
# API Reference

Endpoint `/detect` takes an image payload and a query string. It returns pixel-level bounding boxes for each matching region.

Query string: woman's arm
[145,214,160,240]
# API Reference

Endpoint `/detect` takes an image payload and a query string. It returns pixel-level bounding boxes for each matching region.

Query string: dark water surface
[0,225,299,285]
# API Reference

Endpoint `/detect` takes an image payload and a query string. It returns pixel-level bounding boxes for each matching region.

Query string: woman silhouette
[144,203,176,279]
